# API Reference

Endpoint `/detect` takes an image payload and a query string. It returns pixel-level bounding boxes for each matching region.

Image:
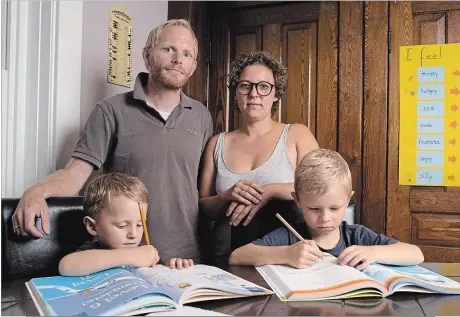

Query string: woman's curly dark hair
[228,51,287,116]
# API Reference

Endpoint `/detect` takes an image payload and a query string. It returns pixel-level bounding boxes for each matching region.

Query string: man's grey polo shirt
[72,72,213,263]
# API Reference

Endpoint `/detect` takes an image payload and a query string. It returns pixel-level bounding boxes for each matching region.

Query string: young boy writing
[229,149,424,270]
[59,173,194,276]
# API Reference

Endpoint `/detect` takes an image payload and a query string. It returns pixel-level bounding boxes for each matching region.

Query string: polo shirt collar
[133,72,193,110]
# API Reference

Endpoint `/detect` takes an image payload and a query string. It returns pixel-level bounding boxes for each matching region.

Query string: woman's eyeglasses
[236,81,275,96]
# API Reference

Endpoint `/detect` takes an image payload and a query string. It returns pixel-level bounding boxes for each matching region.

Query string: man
[12,19,214,263]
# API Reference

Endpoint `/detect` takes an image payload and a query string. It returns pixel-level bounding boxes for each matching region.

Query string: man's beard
[150,64,189,90]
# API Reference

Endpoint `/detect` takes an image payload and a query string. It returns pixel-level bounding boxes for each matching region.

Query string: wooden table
[2,263,460,316]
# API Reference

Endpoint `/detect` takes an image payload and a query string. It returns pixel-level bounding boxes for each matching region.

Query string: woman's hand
[221,180,264,205]
[227,184,272,226]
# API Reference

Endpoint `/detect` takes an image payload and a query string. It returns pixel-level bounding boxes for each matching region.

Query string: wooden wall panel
[208,17,230,134]
[234,34,259,54]
[230,2,319,27]
[412,1,460,13]
[446,10,460,208]
[230,28,262,131]
[419,246,460,262]
[411,191,460,213]
[448,10,460,42]
[414,13,446,44]
[338,2,363,224]
[168,1,209,106]
[412,214,460,247]
[362,2,388,234]
[262,24,282,122]
[316,2,338,148]
[281,24,317,132]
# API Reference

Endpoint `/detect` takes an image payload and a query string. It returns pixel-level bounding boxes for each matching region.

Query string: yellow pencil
[275,213,323,259]
[138,202,151,245]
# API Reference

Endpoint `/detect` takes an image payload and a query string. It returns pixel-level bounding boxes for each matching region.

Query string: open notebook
[26,264,272,316]
[256,254,460,301]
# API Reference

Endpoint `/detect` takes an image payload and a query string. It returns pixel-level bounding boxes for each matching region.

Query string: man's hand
[12,188,50,238]
[337,245,376,271]
[169,258,194,269]
[129,245,160,267]
[287,240,324,269]
[12,158,94,238]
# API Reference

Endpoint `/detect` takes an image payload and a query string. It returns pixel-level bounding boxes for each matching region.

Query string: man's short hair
[294,149,352,196]
[145,19,198,58]
[83,173,148,219]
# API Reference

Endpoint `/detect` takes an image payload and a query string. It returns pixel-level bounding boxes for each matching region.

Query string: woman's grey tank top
[214,124,295,194]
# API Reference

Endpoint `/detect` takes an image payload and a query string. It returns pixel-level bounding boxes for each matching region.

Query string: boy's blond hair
[294,149,352,196]
[145,19,198,58]
[83,173,148,219]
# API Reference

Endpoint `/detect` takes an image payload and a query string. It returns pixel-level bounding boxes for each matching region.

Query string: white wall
[1,1,167,197]
[80,1,168,130]
[2,1,84,197]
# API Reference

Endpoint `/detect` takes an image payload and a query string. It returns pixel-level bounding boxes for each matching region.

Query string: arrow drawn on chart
[450,138,456,146]
[448,156,457,163]
[452,104,458,112]
[448,175,455,181]
[451,121,458,129]
[451,87,460,96]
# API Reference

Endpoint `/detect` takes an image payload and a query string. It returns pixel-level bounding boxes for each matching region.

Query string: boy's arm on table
[230,241,323,269]
[372,242,424,265]
[338,242,424,270]
[59,245,159,276]
[229,243,292,267]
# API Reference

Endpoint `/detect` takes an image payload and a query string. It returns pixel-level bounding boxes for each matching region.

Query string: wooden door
[207,1,338,147]
[388,1,460,262]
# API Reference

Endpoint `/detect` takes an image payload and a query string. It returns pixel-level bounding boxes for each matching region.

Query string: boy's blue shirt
[76,239,105,251]
[252,221,399,257]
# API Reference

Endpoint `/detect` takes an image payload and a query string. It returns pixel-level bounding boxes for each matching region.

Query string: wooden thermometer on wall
[108,5,133,88]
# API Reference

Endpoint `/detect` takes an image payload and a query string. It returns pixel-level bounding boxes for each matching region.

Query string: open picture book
[256,253,460,301]
[25,264,272,316]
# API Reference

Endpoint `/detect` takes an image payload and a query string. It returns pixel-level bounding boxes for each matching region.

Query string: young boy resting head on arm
[59,173,193,276]
[229,149,424,270]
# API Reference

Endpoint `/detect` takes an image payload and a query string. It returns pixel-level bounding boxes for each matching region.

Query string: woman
[199,51,319,265]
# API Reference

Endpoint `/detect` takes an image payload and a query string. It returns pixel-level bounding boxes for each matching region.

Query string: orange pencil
[138,202,151,245]
[275,213,306,243]
[275,213,323,259]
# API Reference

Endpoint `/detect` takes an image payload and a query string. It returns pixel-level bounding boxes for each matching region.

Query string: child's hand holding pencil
[276,213,324,269]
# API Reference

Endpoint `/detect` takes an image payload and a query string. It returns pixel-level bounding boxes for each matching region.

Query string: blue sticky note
[418,66,445,82]
[416,152,444,167]
[416,169,443,185]
[418,84,444,100]
[416,135,444,150]
[417,118,444,133]
[417,101,444,117]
